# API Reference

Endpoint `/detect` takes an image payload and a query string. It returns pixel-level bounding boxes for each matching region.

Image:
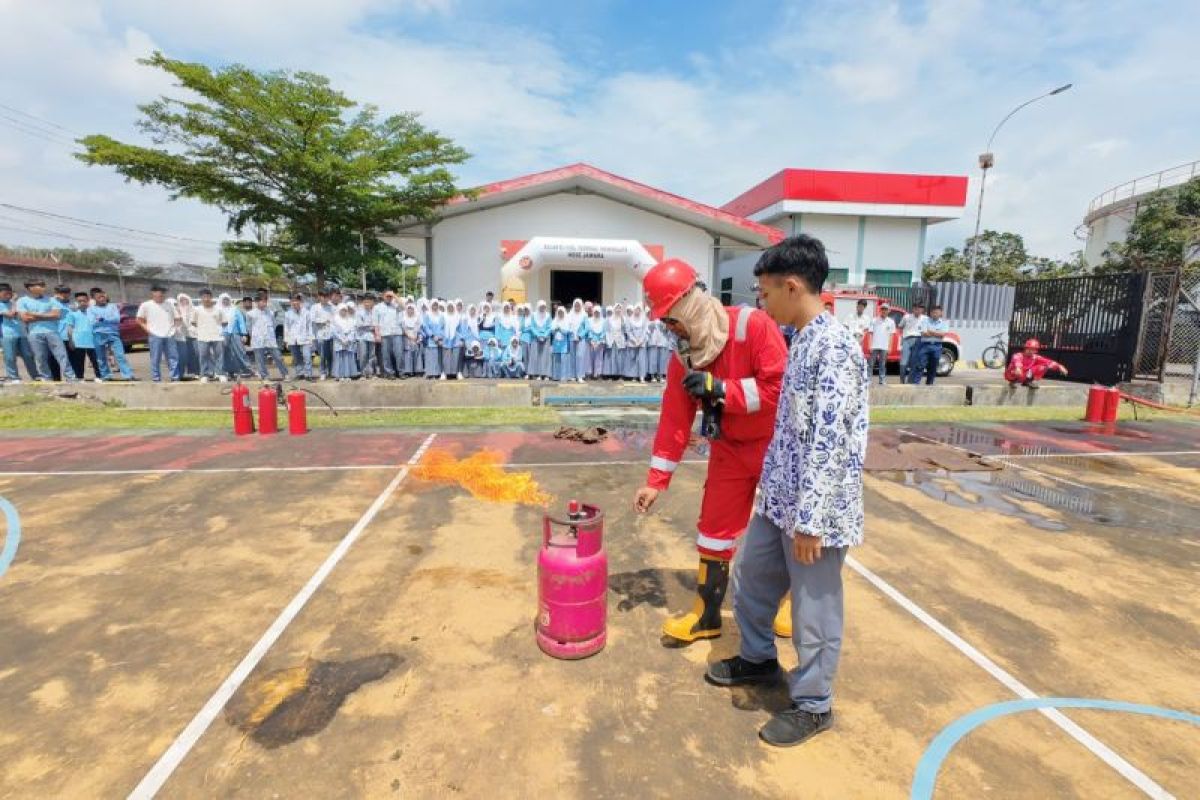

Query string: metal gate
[1009,272,1146,384]
[1133,271,1181,381]
[1009,271,1183,384]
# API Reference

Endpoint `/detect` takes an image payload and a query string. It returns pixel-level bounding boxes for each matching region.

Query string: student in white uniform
[311,290,335,380]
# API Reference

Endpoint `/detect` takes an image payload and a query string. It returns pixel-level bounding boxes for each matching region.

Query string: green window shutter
[825,268,850,287]
[865,269,912,287]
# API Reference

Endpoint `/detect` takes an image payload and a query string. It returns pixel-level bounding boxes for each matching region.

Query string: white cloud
[0,0,1196,266]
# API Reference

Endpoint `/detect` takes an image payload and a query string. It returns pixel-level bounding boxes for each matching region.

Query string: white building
[717,168,967,304]
[1081,160,1199,267]
[381,163,781,306]
[380,163,967,307]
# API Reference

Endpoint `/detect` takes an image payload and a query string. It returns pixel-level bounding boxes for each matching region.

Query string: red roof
[0,254,88,273]
[451,163,784,245]
[722,168,969,218]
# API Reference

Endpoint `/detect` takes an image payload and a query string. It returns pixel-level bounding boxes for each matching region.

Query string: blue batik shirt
[755,311,869,548]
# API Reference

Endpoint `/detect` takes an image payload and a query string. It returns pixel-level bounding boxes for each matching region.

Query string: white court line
[847,556,1171,799]
[127,433,437,800]
[1001,449,1200,459]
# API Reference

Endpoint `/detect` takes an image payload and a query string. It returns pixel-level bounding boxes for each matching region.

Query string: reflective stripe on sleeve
[735,307,752,342]
[649,456,679,473]
[741,377,761,413]
[696,532,737,551]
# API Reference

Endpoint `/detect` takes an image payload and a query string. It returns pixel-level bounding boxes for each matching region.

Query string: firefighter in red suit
[1005,338,1068,387]
[633,259,789,646]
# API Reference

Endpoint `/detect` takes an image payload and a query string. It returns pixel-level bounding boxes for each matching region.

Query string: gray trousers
[733,513,847,713]
[379,335,402,377]
[869,349,888,384]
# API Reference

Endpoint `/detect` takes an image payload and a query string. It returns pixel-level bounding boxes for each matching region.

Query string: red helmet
[1024,338,1041,350]
[643,258,698,319]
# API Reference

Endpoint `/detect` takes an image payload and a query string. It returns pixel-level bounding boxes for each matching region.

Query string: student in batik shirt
[706,234,868,749]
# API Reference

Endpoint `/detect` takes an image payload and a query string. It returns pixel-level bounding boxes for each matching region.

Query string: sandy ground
[0,423,1197,798]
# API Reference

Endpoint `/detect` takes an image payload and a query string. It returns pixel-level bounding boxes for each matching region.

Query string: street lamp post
[968,83,1073,282]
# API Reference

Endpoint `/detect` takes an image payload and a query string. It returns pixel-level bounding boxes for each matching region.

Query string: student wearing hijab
[175,293,200,379]
[625,304,649,382]
[464,337,486,378]
[515,304,532,372]
[584,307,607,379]
[551,307,574,381]
[332,303,358,381]
[503,336,526,379]
[478,301,496,342]
[443,299,466,380]
[422,300,446,379]
[484,337,503,378]
[494,302,517,352]
[528,300,553,380]
[566,298,588,382]
[400,302,423,376]
[607,303,626,380]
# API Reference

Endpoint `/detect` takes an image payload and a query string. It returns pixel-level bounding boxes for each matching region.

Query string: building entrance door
[550,270,602,308]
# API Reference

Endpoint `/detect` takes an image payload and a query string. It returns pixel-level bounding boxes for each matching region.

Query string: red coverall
[646,306,788,560]
[1005,352,1066,384]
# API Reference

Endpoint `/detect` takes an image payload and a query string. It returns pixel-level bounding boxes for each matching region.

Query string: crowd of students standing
[285,288,673,383]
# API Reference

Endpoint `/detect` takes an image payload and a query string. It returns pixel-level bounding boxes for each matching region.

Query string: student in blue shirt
[550,307,573,381]
[220,294,252,377]
[0,282,38,382]
[86,287,135,381]
[16,279,76,382]
[483,337,504,378]
[907,304,949,385]
[47,285,75,381]
[66,292,102,381]
[421,301,446,379]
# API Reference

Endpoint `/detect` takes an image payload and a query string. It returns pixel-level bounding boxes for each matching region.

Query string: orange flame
[412,449,552,507]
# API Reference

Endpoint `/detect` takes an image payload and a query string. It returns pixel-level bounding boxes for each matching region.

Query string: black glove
[682,370,724,403]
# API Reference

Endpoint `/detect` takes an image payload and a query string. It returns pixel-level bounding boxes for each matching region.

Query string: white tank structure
[1081,160,1199,267]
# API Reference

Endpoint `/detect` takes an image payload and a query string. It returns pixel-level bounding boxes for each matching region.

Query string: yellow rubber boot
[662,557,729,647]
[773,594,793,639]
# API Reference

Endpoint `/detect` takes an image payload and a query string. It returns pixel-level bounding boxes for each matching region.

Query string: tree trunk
[315,262,325,291]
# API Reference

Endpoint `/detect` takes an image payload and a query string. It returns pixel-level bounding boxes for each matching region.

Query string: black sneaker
[759,707,833,747]
[705,656,781,687]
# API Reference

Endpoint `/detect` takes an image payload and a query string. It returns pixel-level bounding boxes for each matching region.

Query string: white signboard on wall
[500,236,659,282]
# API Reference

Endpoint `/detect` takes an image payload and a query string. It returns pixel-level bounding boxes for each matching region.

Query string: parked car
[119,303,148,351]
[822,290,962,376]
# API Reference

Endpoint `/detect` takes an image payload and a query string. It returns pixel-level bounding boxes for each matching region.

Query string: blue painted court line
[912,697,1200,800]
[0,496,20,580]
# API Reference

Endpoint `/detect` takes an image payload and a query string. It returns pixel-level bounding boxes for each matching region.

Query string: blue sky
[0,0,1196,265]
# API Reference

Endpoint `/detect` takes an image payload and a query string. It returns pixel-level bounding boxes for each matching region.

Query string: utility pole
[969,84,1072,282]
[359,231,367,292]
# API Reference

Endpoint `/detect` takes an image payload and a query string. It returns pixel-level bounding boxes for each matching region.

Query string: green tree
[923,230,1088,284]
[1100,176,1200,279]
[76,52,468,288]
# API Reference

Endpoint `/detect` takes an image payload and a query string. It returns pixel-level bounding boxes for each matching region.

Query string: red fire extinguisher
[232,383,255,435]
[258,385,279,435]
[287,391,308,435]
[1102,386,1121,423]
[1084,384,1107,423]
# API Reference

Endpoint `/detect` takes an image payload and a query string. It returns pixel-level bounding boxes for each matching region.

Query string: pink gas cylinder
[536,499,607,660]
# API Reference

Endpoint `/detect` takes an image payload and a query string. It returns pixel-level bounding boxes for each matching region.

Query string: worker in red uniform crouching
[633,258,790,646]
[1005,338,1068,387]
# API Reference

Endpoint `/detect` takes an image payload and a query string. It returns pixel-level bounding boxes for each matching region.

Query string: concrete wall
[1083,205,1134,267]
[429,193,714,304]
[0,263,244,304]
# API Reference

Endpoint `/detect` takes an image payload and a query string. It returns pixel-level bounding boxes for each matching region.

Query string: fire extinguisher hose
[1117,391,1200,417]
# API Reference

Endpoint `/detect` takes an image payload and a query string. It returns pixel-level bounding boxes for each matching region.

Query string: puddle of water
[225,653,403,748]
[879,470,1071,532]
